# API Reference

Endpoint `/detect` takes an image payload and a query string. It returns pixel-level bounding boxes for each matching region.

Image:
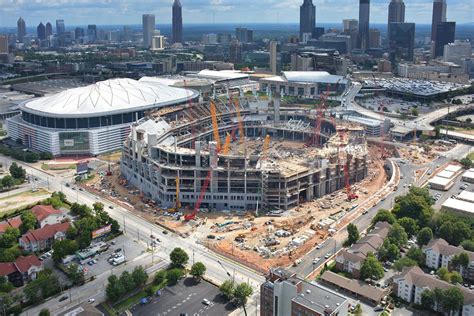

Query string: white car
[88,298,95,303]
[313,258,320,264]
[202,298,211,305]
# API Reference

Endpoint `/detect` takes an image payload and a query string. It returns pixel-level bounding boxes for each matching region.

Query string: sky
[0,0,472,28]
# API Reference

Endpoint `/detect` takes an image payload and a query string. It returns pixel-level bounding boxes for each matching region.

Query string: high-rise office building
[0,35,8,54]
[229,41,242,63]
[443,40,472,65]
[388,0,405,42]
[45,22,53,37]
[357,0,370,50]
[431,0,447,41]
[388,22,415,63]
[369,28,381,48]
[75,27,84,39]
[269,41,278,75]
[37,22,46,40]
[299,0,316,42]
[151,30,165,51]
[434,22,455,58]
[235,27,253,43]
[142,14,155,48]
[87,25,97,41]
[56,19,65,35]
[17,17,26,42]
[172,0,183,44]
[343,19,358,33]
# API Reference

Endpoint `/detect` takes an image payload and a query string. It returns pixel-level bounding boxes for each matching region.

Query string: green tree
[9,162,26,179]
[190,262,206,281]
[420,289,435,310]
[119,271,135,292]
[52,239,78,262]
[461,240,474,251]
[450,271,463,284]
[167,268,184,286]
[39,309,50,316]
[434,125,441,138]
[452,252,470,269]
[398,217,419,237]
[23,270,60,304]
[234,282,253,316]
[393,187,434,226]
[0,276,13,293]
[417,227,433,246]
[19,211,38,234]
[219,280,235,300]
[360,253,384,280]
[442,287,464,315]
[411,108,419,116]
[93,202,104,212]
[1,175,14,189]
[170,247,189,267]
[393,257,418,272]
[388,223,408,247]
[437,267,450,282]
[0,292,14,315]
[378,240,400,262]
[345,223,359,246]
[131,266,148,287]
[460,157,472,169]
[67,263,84,285]
[406,247,424,265]
[106,274,124,302]
[154,270,167,285]
[371,209,396,225]
[0,227,20,249]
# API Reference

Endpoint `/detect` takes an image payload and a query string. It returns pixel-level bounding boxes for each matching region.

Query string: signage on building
[91,224,111,239]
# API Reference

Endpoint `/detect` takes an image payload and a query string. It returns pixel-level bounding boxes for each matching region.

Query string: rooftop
[442,197,474,214]
[31,205,62,222]
[458,190,474,203]
[11,78,88,96]
[20,78,198,118]
[292,281,348,314]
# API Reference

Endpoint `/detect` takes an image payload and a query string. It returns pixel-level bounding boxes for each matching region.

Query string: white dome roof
[21,78,197,118]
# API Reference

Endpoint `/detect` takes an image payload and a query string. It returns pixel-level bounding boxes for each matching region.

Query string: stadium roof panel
[20,78,197,118]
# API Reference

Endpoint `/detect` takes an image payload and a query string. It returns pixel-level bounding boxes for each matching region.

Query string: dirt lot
[0,188,51,215]
[398,141,454,165]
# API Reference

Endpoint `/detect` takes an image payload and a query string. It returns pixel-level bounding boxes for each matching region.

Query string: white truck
[112,255,126,266]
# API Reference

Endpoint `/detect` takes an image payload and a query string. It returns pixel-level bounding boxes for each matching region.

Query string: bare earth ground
[0,188,50,215]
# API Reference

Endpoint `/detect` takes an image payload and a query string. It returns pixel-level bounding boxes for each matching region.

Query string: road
[2,156,264,316]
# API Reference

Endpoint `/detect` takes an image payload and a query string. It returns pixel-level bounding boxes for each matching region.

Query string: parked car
[59,296,68,302]
[202,298,211,305]
[88,298,95,303]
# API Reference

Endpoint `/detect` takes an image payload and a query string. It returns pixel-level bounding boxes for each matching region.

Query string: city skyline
[0,0,472,28]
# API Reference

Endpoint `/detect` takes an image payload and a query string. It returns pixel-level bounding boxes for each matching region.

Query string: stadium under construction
[120,95,369,212]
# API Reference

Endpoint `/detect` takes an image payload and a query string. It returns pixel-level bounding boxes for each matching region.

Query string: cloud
[0,0,471,27]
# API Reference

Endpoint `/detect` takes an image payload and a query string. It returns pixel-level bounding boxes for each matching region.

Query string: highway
[1,156,264,316]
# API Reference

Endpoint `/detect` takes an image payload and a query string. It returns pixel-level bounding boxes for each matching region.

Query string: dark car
[162,230,168,235]
[59,295,68,302]
[207,235,216,239]
[234,237,245,243]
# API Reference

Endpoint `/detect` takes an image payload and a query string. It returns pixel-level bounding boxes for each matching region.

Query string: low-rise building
[462,169,474,183]
[19,222,70,252]
[393,266,474,315]
[260,269,349,316]
[31,205,65,227]
[0,215,22,234]
[442,198,474,218]
[335,221,391,278]
[0,255,43,287]
[423,238,474,280]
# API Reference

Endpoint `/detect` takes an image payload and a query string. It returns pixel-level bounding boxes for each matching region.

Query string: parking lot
[132,278,236,316]
[429,172,473,209]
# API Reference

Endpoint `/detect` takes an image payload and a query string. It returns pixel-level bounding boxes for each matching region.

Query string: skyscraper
[142,14,155,48]
[357,0,370,50]
[236,27,253,43]
[434,22,455,58]
[17,17,26,42]
[388,22,415,62]
[299,0,316,42]
[343,19,358,33]
[0,35,8,54]
[75,27,84,39]
[369,28,381,48]
[37,22,46,40]
[388,0,405,42]
[56,19,65,35]
[431,0,447,41]
[269,41,278,75]
[45,22,53,37]
[87,25,97,41]
[172,0,183,44]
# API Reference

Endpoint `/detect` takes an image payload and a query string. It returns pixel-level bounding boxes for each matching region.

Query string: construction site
[110,90,395,270]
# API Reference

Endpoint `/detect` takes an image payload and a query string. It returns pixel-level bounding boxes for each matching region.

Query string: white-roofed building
[445,164,463,174]
[6,78,198,156]
[259,71,348,98]
[428,176,455,191]
[463,169,474,183]
[437,170,455,179]
[442,198,474,217]
[458,191,474,204]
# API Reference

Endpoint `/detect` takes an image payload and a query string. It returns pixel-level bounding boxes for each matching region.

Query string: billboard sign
[91,224,112,239]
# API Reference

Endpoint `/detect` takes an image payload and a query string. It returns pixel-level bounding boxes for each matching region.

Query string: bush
[166,268,184,286]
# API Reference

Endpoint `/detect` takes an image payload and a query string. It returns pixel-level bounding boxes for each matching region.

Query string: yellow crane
[222,133,232,155]
[210,100,221,150]
[175,175,181,210]
[262,134,271,159]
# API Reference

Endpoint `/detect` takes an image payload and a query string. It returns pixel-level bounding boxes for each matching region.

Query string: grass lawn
[41,163,76,171]
[468,152,474,161]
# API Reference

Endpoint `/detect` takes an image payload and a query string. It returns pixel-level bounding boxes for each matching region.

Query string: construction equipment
[184,169,212,221]
[222,133,232,155]
[175,175,181,211]
[261,134,271,158]
[210,100,221,150]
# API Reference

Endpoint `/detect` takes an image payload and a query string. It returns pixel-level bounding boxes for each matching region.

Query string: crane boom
[175,175,181,210]
[222,133,232,155]
[233,98,245,146]
[210,100,221,150]
[262,134,271,158]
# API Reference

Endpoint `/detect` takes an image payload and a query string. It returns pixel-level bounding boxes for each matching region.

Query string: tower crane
[210,100,221,150]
